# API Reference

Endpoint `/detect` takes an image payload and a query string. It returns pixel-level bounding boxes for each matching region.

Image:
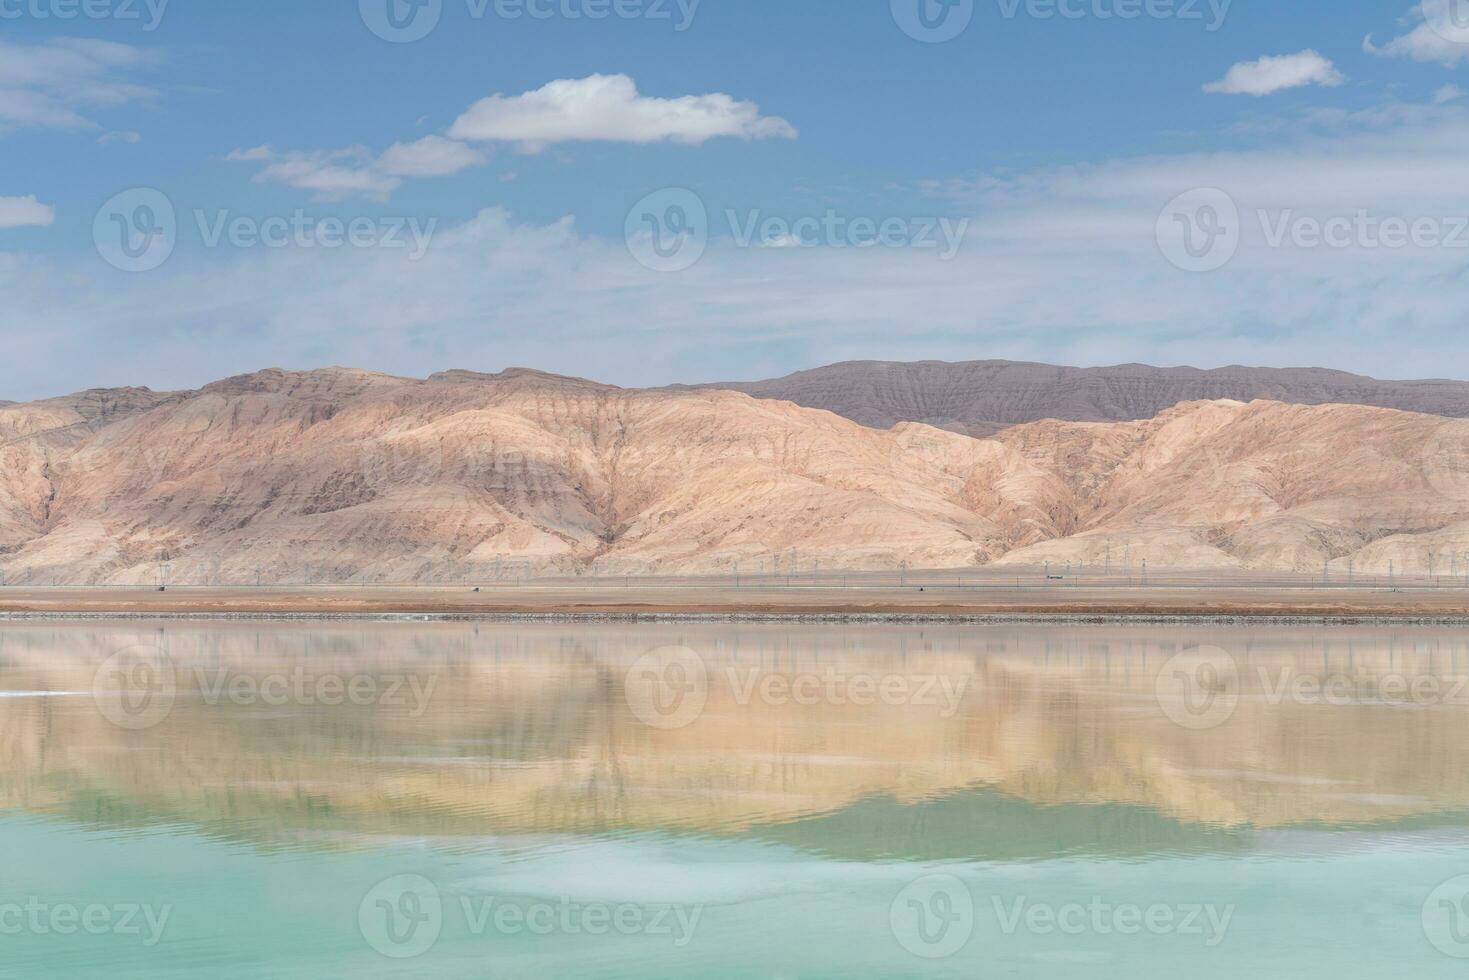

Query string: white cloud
[227,145,402,201]
[377,136,486,177]
[0,196,54,229]
[1434,84,1466,104]
[1366,4,1469,66]
[12,98,1469,401]
[447,74,797,150]
[1204,50,1345,96]
[232,75,790,198]
[228,138,487,200]
[98,130,143,145]
[0,38,157,135]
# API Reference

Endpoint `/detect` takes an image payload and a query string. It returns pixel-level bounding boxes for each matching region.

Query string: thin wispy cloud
[225,138,485,200]
[0,38,158,135]
[98,130,144,145]
[226,145,404,202]
[377,135,487,177]
[1366,3,1469,66]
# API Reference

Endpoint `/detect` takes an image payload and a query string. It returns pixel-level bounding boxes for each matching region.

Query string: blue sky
[3,0,1469,399]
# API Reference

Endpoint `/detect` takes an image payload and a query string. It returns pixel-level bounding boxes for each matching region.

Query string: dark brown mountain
[680,360,1469,437]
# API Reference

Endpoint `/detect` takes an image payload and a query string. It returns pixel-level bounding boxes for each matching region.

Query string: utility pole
[1141,559,1148,587]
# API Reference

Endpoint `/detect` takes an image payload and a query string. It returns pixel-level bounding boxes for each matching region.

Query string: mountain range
[3,360,1468,584]
[680,360,1469,437]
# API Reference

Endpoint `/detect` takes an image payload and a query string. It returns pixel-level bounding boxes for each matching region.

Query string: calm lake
[2,620,1468,978]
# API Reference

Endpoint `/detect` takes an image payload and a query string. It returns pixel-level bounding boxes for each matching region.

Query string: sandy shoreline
[2,583,1468,623]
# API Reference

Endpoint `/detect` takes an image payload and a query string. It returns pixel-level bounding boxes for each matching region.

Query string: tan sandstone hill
[2,367,1468,583]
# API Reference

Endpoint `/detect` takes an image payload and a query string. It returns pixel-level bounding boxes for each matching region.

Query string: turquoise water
[2,621,1469,977]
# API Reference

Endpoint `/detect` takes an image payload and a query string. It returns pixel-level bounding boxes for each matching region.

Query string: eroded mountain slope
[2,368,1467,582]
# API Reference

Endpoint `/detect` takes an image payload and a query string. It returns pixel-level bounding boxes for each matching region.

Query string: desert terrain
[3,363,1469,593]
